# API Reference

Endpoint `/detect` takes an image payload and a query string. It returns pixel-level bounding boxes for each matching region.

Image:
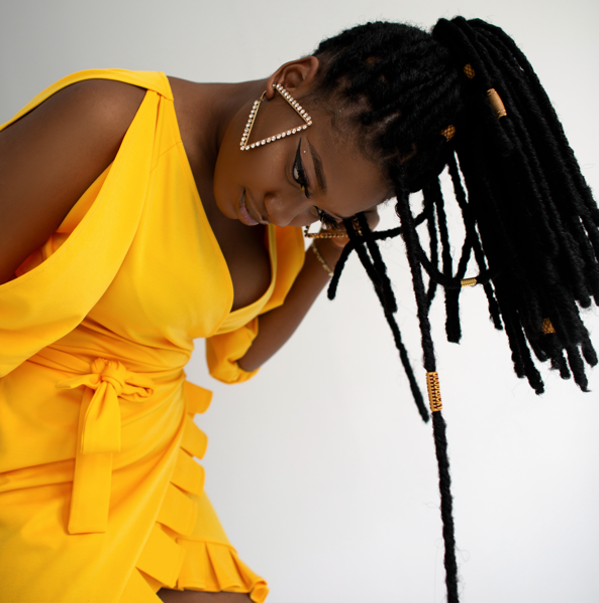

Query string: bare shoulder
[0,78,146,284]
[1,78,146,144]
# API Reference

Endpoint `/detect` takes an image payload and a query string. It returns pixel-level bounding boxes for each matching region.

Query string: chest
[199,185,271,312]
[86,144,273,348]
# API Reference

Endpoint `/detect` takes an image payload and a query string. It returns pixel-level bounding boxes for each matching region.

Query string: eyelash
[292,143,338,228]
[316,208,339,228]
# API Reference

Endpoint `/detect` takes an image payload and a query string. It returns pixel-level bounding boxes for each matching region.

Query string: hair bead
[464,63,476,79]
[487,88,507,119]
[440,125,456,141]
[542,318,556,334]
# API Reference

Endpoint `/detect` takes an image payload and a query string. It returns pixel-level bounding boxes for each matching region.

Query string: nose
[264,193,308,228]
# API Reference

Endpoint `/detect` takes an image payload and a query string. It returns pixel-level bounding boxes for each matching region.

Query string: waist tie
[56,358,155,534]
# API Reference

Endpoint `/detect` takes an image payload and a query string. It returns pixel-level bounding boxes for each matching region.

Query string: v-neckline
[164,74,276,321]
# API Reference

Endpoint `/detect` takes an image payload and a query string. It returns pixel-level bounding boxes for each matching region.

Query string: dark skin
[0,57,385,601]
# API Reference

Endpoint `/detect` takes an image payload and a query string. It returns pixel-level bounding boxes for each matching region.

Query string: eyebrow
[307,138,327,194]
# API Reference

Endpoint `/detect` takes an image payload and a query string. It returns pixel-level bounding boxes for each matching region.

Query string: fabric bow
[57,358,155,455]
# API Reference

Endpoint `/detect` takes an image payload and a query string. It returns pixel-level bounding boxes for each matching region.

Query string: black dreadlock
[311,17,599,603]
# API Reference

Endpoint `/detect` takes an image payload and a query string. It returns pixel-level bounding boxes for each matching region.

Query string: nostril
[264,197,289,227]
[264,193,308,228]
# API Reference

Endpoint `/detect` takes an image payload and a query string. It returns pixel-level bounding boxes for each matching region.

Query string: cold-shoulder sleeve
[205,225,305,384]
[0,88,162,377]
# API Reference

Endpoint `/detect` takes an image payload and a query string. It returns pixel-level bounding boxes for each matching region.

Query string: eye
[292,138,338,228]
[292,163,302,185]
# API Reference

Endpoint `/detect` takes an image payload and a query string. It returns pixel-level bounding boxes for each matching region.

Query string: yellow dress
[0,69,304,602]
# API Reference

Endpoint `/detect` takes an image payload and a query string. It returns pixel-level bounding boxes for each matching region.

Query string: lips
[238,189,267,226]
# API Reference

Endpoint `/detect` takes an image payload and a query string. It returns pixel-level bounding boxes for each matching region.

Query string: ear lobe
[265,56,320,100]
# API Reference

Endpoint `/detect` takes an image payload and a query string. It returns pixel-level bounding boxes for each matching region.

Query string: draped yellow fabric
[0,69,304,602]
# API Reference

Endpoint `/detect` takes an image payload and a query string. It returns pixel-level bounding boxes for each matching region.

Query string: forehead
[303,109,389,217]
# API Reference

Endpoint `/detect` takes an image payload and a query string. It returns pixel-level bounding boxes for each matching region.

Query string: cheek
[212,150,238,219]
[212,112,253,216]
[241,145,289,193]
[213,136,258,215]
[213,128,298,221]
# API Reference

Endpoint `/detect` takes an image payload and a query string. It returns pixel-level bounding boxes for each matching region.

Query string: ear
[264,56,320,100]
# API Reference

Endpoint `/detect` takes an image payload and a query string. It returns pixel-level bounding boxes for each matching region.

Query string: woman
[0,16,597,603]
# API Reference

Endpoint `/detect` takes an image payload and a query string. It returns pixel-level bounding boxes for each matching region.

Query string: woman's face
[213,86,389,230]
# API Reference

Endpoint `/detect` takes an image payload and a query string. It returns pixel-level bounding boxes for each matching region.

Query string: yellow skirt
[0,346,268,602]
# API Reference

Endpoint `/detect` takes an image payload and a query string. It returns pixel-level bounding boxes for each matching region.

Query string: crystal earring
[240,83,313,151]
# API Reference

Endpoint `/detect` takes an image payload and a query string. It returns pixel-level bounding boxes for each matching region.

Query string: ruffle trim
[118,381,268,603]
[175,539,269,602]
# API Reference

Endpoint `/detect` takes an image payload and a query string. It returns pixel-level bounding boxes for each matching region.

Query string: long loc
[428,373,459,603]
[393,172,459,602]
[330,215,430,422]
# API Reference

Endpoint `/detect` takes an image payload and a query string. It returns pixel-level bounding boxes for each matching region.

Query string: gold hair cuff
[351,216,363,236]
[461,277,478,287]
[426,371,443,413]
[464,64,476,79]
[487,88,507,119]
[440,125,456,142]
[542,318,556,334]
[311,243,334,276]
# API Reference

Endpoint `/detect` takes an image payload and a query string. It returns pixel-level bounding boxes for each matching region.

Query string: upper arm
[0,79,146,284]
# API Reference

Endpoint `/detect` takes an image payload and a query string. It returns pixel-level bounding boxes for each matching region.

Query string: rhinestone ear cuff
[240,83,313,151]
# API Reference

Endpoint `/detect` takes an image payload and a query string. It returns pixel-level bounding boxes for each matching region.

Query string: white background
[2,1,599,602]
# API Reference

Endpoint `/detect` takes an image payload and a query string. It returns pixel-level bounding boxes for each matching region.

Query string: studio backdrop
[1,1,598,602]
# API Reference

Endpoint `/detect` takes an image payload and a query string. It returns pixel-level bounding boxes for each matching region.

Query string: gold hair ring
[440,124,456,142]
[542,318,556,334]
[351,216,364,236]
[426,371,443,413]
[240,84,313,151]
[464,64,476,79]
